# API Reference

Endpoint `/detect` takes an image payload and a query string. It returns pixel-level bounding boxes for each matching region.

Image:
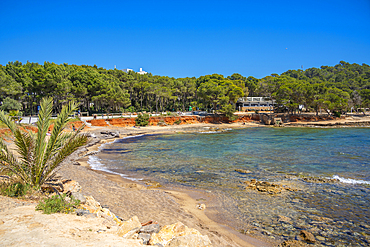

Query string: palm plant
[0,97,88,188]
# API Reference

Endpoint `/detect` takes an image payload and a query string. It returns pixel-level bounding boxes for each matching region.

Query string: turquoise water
[92,127,370,246]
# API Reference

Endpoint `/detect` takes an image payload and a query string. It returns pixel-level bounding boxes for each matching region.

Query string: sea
[89,127,370,246]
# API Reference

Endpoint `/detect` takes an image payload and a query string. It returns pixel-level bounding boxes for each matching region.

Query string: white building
[137,68,148,75]
[236,97,275,110]
[122,68,133,73]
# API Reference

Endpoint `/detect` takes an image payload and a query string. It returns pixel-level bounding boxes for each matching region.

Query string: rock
[83,196,102,213]
[149,222,203,246]
[278,215,292,223]
[235,169,252,174]
[75,209,90,216]
[62,179,81,193]
[138,233,151,245]
[244,179,298,194]
[302,177,338,184]
[0,219,4,225]
[167,234,212,247]
[300,230,316,243]
[278,240,309,247]
[140,223,161,234]
[116,216,142,238]
[197,204,206,210]
[71,192,86,204]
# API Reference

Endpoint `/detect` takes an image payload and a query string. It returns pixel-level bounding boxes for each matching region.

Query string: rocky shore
[1,116,369,247]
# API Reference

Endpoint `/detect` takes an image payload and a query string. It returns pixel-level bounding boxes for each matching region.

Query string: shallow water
[92,127,370,246]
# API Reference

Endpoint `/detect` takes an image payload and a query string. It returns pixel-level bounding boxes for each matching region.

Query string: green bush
[0,181,30,197]
[174,119,181,125]
[333,111,341,118]
[36,194,80,214]
[135,113,150,126]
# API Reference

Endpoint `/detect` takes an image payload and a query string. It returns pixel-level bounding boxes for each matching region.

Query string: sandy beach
[56,122,275,247]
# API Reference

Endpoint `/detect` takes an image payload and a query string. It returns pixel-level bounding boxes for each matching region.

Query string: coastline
[68,123,274,247]
[2,116,369,246]
[64,116,370,246]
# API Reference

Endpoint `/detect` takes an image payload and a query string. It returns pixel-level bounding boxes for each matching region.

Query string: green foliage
[333,111,341,118]
[0,181,30,197]
[220,104,238,121]
[1,97,22,111]
[135,113,149,126]
[174,119,181,125]
[0,97,88,187]
[126,106,135,113]
[1,60,369,116]
[36,194,80,214]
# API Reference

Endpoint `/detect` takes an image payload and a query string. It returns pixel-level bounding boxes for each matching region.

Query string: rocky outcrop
[244,179,298,195]
[149,222,212,247]
[77,193,212,246]
[116,215,142,237]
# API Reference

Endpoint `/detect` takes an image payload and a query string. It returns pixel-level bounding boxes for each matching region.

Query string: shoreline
[71,123,276,247]
[71,118,370,246]
[2,117,369,246]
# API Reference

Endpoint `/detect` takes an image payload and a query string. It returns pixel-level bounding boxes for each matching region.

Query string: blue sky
[1,0,369,78]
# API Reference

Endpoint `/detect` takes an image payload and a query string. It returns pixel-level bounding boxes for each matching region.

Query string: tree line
[0,60,369,117]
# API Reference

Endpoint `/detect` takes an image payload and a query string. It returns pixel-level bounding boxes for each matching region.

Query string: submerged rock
[302,177,339,184]
[244,179,298,194]
[235,169,252,174]
[300,230,316,243]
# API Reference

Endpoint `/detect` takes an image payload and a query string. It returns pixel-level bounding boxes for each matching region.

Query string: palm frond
[39,101,80,180]
[34,97,53,174]
[41,133,88,185]
[0,98,89,188]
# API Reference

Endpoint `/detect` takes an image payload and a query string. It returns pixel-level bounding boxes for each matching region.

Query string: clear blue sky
[1,0,369,79]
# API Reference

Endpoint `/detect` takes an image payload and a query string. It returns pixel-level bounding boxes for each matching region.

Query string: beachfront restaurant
[236,97,275,111]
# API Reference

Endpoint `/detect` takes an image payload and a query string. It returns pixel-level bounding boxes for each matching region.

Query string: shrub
[36,194,80,214]
[0,181,30,197]
[135,113,149,126]
[174,119,181,125]
[333,111,341,118]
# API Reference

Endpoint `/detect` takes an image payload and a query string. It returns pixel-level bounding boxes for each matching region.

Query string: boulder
[300,230,316,243]
[140,223,161,234]
[167,234,212,247]
[83,196,102,213]
[116,216,142,238]
[149,222,203,246]
[71,192,86,204]
[62,179,81,193]
[138,233,151,245]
